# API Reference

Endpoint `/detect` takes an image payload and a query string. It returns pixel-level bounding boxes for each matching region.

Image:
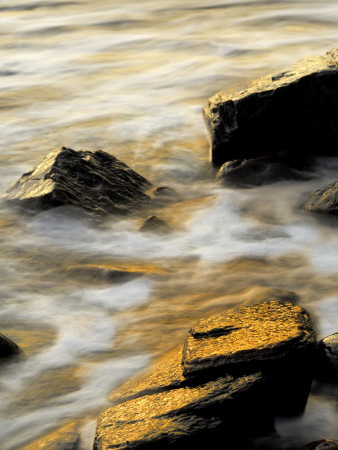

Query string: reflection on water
[0,0,338,448]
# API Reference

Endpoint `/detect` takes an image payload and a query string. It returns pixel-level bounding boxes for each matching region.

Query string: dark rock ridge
[305,181,338,214]
[218,156,312,187]
[0,332,21,359]
[1,147,152,215]
[204,47,338,167]
[315,333,338,382]
[93,300,317,449]
[182,301,316,415]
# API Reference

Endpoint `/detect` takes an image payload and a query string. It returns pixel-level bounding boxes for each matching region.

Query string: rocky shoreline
[1,47,338,449]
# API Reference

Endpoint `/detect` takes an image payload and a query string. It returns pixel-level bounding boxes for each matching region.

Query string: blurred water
[0,1,338,448]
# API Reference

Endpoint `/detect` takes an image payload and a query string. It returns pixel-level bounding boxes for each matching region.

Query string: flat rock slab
[305,181,338,214]
[204,47,338,166]
[182,301,316,415]
[95,372,271,450]
[1,147,151,215]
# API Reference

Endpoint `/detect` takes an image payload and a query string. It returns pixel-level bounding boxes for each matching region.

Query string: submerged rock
[22,421,80,450]
[315,333,338,382]
[218,156,311,187]
[0,332,21,359]
[204,47,338,167]
[139,215,172,234]
[305,181,338,214]
[66,264,145,284]
[1,147,152,215]
[95,372,272,450]
[182,301,316,415]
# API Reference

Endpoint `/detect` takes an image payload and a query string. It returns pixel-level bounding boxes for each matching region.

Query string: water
[0,1,338,448]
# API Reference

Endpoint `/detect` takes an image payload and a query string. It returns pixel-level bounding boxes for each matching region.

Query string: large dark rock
[95,371,272,450]
[204,48,338,167]
[182,301,316,415]
[1,147,152,215]
[315,333,338,382]
[305,181,338,214]
[0,332,21,359]
[218,156,311,187]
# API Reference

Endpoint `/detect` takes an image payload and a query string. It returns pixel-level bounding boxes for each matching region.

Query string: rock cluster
[94,301,317,450]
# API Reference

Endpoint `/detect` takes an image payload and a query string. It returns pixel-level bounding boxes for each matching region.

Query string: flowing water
[0,1,338,448]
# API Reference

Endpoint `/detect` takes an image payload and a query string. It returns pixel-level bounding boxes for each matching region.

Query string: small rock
[1,147,152,215]
[218,157,311,187]
[305,181,338,215]
[66,264,145,284]
[315,333,338,382]
[204,47,338,167]
[300,439,338,450]
[182,301,316,415]
[139,215,172,234]
[0,332,21,359]
[22,421,80,450]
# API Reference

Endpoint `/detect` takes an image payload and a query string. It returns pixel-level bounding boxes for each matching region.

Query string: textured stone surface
[95,372,271,450]
[300,439,338,450]
[1,147,151,214]
[305,181,338,214]
[204,47,338,167]
[316,333,338,382]
[218,157,311,187]
[22,421,80,450]
[182,301,316,415]
[0,332,21,359]
[139,215,172,234]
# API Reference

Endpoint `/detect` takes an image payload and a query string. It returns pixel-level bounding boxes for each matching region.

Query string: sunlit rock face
[1,147,151,214]
[95,371,272,450]
[0,332,21,359]
[182,301,316,415]
[204,47,338,167]
[305,181,338,214]
[22,421,80,450]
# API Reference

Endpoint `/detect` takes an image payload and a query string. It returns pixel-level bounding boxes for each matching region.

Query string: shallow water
[0,1,338,448]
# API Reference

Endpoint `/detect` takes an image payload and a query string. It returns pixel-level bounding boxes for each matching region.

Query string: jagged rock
[182,301,316,415]
[0,332,21,359]
[95,372,272,450]
[22,421,80,450]
[305,181,338,214]
[139,215,172,234]
[204,47,338,167]
[300,439,338,450]
[218,156,311,187]
[1,147,152,215]
[315,333,338,382]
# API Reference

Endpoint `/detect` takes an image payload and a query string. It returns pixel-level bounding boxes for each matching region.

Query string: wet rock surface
[182,301,316,415]
[95,372,271,450]
[218,156,312,187]
[22,421,80,450]
[139,215,172,234]
[204,47,338,167]
[300,439,338,450]
[1,146,152,215]
[315,333,338,382]
[0,332,21,359]
[305,181,338,215]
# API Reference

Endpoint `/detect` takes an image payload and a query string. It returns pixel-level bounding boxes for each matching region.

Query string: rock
[204,47,338,167]
[182,301,316,415]
[139,215,172,234]
[1,147,152,215]
[66,264,145,284]
[95,372,273,450]
[300,439,338,450]
[218,156,312,187]
[22,421,80,450]
[151,186,180,201]
[305,181,338,214]
[315,333,338,382]
[0,332,21,359]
